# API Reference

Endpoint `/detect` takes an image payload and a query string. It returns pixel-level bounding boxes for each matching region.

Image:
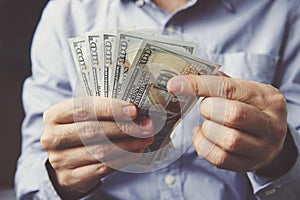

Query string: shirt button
[165,25,177,35]
[164,174,176,186]
[135,0,145,7]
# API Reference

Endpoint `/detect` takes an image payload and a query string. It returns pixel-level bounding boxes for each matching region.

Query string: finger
[200,97,272,135]
[57,151,142,193]
[192,127,255,172]
[167,75,273,110]
[44,97,137,124]
[50,137,154,168]
[43,118,154,149]
[201,120,263,156]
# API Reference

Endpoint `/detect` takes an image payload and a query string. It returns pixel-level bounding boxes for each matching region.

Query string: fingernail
[122,105,136,118]
[167,77,183,94]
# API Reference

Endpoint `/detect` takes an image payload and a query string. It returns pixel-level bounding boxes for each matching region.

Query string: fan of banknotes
[69,30,220,166]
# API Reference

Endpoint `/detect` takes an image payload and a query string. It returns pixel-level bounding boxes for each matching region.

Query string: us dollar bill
[102,32,117,98]
[69,37,95,96]
[86,32,102,96]
[111,31,198,98]
[119,40,219,152]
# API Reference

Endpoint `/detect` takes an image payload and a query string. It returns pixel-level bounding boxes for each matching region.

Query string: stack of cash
[69,30,219,165]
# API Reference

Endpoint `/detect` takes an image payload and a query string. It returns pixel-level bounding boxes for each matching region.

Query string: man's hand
[41,97,154,197]
[167,74,289,173]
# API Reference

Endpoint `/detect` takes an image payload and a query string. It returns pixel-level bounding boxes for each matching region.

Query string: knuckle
[191,77,202,96]
[76,106,90,120]
[265,85,287,109]
[223,131,240,152]
[43,109,55,124]
[40,133,54,150]
[57,172,71,187]
[226,104,246,124]
[271,93,287,112]
[64,125,77,140]
[41,127,63,150]
[74,99,91,120]
[43,110,50,124]
[199,98,210,117]
[218,79,236,99]
[82,122,99,139]
[192,132,202,151]
[48,153,60,169]
[119,122,132,134]
[40,134,49,149]
[43,103,64,124]
[104,103,112,116]
[272,122,287,142]
[213,151,228,169]
[95,145,108,161]
[265,84,280,94]
[95,99,113,118]
[278,123,287,136]
[201,120,210,133]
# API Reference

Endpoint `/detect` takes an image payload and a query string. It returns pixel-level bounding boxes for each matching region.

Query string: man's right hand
[41,97,154,196]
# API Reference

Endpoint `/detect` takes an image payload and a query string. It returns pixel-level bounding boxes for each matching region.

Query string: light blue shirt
[15,0,300,199]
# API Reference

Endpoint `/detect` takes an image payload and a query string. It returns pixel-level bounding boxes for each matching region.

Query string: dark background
[0,0,48,189]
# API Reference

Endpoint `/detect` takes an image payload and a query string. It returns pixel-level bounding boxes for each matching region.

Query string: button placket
[154,158,186,199]
[165,24,177,35]
[164,174,176,186]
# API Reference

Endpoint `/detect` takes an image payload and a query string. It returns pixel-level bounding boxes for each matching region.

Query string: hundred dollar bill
[111,31,198,98]
[102,32,117,98]
[69,37,95,96]
[86,32,102,96]
[119,40,219,152]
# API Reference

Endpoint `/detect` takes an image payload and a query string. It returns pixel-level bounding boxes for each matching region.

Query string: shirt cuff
[44,159,103,200]
[247,124,300,200]
[37,156,62,200]
[16,154,62,200]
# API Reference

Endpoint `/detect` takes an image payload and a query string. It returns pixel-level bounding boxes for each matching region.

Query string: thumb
[167,72,231,97]
[167,75,208,97]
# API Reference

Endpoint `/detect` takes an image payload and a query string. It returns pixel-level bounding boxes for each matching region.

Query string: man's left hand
[167,74,288,173]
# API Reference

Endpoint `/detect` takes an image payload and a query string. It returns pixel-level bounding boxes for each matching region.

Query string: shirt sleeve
[14,0,116,198]
[247,126,300,200]
[14,1,73,199]
[247,2,300,199]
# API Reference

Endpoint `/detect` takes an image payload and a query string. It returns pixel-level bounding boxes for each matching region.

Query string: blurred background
[0,0,48,198]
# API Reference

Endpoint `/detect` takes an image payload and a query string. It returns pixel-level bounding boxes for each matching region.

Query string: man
[15,0,300,199]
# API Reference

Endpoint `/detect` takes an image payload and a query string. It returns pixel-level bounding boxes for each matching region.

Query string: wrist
[255,127,298,179]
[45,160,86,200]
